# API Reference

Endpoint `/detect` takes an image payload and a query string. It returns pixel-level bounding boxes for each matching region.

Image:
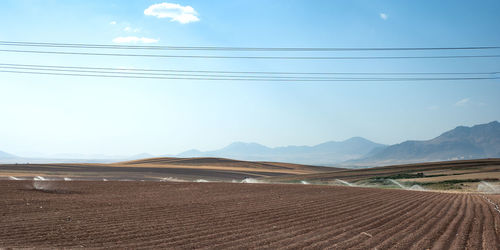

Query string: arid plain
[1,158,499,249]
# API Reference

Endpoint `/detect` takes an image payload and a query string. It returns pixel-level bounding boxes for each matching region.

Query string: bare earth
[269,159,500,182]
[1,180,499,249]
[0,157,338,182]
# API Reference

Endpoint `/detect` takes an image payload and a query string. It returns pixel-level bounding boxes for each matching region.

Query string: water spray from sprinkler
[388,179,425,191]
[335,179,354,187]
[478,181,500,194]
[241,178,266,184]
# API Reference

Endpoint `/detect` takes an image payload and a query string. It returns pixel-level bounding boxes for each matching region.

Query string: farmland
[0,157,337,182]
[1,180,499,249]
[268,159,500,192]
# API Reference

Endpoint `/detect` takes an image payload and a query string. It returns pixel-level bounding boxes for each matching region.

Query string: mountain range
[349,121,500,166]
[176,137,386,165]
[1,121,499,167]
[0,150,16,159]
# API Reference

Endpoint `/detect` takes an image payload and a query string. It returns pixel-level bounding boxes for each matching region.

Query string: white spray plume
[195,179,210,183]
[241,178,266,184]
[478,181,500,194]
[335,179,354,187]
[160,177,186,182]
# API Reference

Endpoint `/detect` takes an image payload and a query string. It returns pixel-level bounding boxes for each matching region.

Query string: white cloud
[112,36,159,44]
[110,21,117,25]
[455,98,470,107]
[124,26,141,33]
[144,2,200,24]
[380,13,388,20]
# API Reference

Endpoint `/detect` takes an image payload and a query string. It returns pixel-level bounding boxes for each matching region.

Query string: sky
[0,0,499,157]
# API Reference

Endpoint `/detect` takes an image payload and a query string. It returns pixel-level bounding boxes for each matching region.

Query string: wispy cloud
[124,26,141,33]
[110,21,117,25]
[144,3,199,24]
[455,97,470,107]
[112,36,159,44]
[379,13,388,20]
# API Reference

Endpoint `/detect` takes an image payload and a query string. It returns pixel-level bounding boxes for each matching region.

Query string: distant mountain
[127,153,155,160]
[352,121,500,166]
[0,150,16,159]
[3,121,497,167]
[0,151,144,164]
[177,137,386,165]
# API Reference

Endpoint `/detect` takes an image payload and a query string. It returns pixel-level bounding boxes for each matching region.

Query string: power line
[3,63,498,75]
[0,63,497,79]
[1,41,499,51]
[1,49,500,60]
[0,68,497,82]
[0,65,363,80]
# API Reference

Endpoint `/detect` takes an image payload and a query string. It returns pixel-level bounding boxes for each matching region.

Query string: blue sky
[0,0,499,157]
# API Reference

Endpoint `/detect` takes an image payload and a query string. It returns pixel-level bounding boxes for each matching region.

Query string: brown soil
[0,180,498,249]
[0,157,339,181]
[269,158,500,182]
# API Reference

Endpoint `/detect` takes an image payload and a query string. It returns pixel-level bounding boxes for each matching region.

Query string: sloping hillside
[177,137,386,165]
[117,157,339,174]
[0,150,16,159]
[351,121,500,166]
[268,158,500,191]
[0,157,340,181]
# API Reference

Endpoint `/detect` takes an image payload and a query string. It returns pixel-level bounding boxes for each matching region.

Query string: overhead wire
[0,68,497,82]
[1,40,500,51]
[0,63,497,79]
[1,49,500,60]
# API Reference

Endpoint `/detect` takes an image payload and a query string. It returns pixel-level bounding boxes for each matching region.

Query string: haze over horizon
[1,0,499,157]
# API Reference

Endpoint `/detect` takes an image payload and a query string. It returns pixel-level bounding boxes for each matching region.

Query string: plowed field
[0,180,499,249]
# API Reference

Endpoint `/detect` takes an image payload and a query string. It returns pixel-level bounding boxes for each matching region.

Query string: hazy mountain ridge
[1,121,498,166]
[177,137,387,165]
[351,121,500,166]
[0,150,16,159]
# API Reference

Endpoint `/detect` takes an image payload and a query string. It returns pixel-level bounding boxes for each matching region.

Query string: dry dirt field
[269,159,500,192]
[0,157,337,182]
[1,180,499,249]
[269,159,500,182]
